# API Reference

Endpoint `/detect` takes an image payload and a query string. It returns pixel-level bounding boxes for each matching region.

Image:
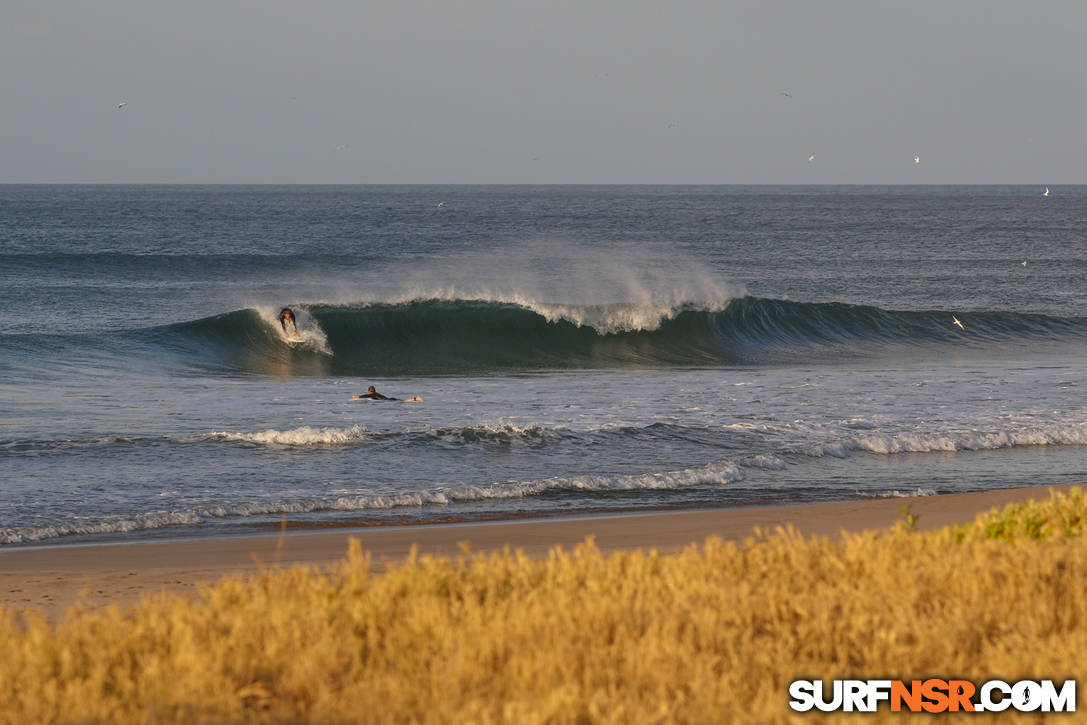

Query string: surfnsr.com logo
[789,679,1076,713]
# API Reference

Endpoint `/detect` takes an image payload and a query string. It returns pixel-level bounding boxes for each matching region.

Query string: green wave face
[146,298,1087,376]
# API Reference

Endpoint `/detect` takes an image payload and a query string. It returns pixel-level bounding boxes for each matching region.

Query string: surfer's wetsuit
[278,307,297,334]
[355,386,397,400]
[356,391,396,400]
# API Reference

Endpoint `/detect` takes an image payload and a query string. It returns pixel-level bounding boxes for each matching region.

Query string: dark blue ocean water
[2,185,1086,545]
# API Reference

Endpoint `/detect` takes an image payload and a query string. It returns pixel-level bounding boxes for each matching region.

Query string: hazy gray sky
[4,0,1084,183]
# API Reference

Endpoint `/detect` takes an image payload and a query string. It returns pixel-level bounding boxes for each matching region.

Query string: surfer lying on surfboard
[277,307,300,339]
[353,385,423,402]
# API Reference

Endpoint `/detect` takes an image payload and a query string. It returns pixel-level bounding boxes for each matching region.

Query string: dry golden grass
[2,488,1085,724]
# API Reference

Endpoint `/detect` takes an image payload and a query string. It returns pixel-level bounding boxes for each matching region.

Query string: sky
[3,0,1085,184]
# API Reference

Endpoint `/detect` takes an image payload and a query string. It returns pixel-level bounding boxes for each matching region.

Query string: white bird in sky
[1043,187,1050,197]
[1021,261,1028,266]
[117,102,127,109]
[952,316,965,331]
[914,154,920,164]
[808,153,815,162]
[436,202,446,208]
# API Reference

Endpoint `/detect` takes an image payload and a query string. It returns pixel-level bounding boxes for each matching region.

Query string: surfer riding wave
[278,307,300,338]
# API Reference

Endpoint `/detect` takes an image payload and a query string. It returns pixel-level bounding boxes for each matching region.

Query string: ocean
[2,184,1085,546]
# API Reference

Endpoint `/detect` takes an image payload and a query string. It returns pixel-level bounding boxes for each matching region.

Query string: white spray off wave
[327,239,744,334]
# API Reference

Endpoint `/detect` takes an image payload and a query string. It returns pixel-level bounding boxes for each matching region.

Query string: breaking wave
[204,423,559,448]
[0,459,744,544]
[118,296,1087,375]
[856,488,939,499]
[802,423,1087,459]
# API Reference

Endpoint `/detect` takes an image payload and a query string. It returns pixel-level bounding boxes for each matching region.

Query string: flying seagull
[780,91,792,99]
[436,202,446,208]
[117,102,127,109]
[1043,187,1050,197]
[1021,261,1028,266]
[808,153,815,162]
[914,154,920,164]
[952,316,965,331]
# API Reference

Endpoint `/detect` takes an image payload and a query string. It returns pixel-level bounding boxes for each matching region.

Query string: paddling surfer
[353,385,422,402]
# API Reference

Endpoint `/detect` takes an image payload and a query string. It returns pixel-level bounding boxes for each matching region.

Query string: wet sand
[0,484,1074,622]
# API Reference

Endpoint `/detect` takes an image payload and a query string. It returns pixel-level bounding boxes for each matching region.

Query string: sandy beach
[0,484,1074,622]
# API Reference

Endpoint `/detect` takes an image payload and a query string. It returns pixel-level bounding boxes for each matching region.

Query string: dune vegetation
[2,488,1085,723]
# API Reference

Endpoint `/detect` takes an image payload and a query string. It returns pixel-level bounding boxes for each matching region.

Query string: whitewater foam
[206,425,372,446]
[741,454,789,470]
[803,423,1087,459]
[0,510,207,544]
[205,423,560,448]
[856,488,938,499]
[0,459,745,544]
